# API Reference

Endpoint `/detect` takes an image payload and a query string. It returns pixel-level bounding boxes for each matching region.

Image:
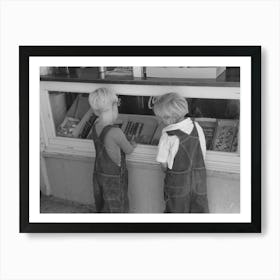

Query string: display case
[39,67,240,212]
[40,68,240,173]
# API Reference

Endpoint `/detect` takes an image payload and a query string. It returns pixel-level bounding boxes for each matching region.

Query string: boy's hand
[160,162,167,172]
[130,136,137,149]
[130,140,137,149]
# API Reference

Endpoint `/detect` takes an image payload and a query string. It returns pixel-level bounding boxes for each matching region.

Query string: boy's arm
[112,127,136,154]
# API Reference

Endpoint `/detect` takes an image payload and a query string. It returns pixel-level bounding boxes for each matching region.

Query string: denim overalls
[164,121,209,213]
[92,124,129,213]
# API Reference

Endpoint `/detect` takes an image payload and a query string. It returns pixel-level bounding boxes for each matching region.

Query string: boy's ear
[148,96,158,109]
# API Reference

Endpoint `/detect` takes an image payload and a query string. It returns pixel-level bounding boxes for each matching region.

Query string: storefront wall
[42,153,239,213]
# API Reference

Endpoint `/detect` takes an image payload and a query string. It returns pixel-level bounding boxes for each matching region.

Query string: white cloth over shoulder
[156,118,206,169]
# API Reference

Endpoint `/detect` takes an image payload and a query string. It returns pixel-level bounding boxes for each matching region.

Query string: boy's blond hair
[153,92,189,124]
[88,88,118,116]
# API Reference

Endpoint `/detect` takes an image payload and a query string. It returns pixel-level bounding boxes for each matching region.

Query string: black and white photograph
[20,46,260,232]
[40,66,240,214]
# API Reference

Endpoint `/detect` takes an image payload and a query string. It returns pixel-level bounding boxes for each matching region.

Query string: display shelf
[40,80,240,174]
[41,81,240,100]
[41,75,240,88]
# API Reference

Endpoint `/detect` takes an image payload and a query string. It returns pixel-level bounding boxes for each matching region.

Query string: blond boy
[89,88,136,213]
[153,92,209,213]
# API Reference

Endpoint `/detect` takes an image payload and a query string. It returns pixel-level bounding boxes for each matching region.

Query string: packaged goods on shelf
[84,114,158,144]
[230,127,239,152]
[77,109,97,139]
[56,94,90,138]
[147,117,239,152]
[122,121,144,141]
[195,118,217,150]
[119,115,158,145]
[56,117,81,137]
[212,119,239,152]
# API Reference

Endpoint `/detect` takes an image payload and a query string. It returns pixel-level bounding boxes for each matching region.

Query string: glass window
[187,98,239,152]
[48,91,239,152]
[49,91,96,139]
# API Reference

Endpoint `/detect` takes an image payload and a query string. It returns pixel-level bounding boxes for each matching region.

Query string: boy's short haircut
[153,92,189,123]
[88,88,118,116]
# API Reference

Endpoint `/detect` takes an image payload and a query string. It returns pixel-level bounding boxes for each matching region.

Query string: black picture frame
[20,46,261,233]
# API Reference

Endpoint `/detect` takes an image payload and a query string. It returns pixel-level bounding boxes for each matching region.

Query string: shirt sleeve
[156,133,179,169]
[110,127,134,154]
[156,133,170,164]
[195,122,206,160]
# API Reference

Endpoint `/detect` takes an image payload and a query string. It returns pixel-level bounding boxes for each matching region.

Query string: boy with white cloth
[153,93,209,213]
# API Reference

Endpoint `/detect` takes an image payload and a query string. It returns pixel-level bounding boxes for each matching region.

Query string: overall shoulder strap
[166,129,189,140]
[99,125,115,143]
[91,123,99,141]
[190,121,199,138]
